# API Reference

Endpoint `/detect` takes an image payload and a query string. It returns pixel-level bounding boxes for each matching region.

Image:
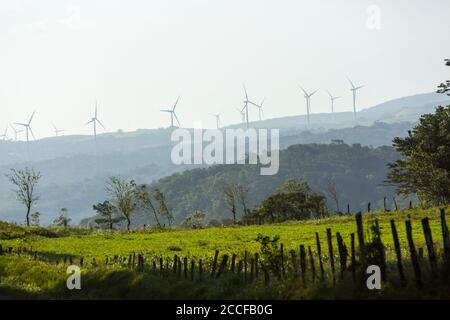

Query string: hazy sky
[1,0,449,138]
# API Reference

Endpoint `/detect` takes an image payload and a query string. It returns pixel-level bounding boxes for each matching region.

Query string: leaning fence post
[308,246,316,282]
[230,254,236,273]
[350,233,356,283]
[336,232,348,280]
[210,250,219,278]
[390,220,406,286]
[326,228,336,283]
[421,217,438,279]
[315,232,325,281]
[216,254,229,278]
[405,219,422,288]
[260,262,270,286]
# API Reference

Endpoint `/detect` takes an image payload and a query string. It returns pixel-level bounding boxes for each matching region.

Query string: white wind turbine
[85,102,106,138]
[160,96,181,128]
[299,86,317,126]
[255,98,265,121]
[242,85,260,128]
[347,77,364,119]
[210,113,221,129]
[326,90,341,113]
[15,111,36,143]
[10,125,23,141]
[52,123,66,137]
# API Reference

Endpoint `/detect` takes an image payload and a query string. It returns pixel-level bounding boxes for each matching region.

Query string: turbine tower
[347,77,364,119]
[326,90,341,113]
[210,113,221,129]
[52,123,66,137]
[10,125,23,141]
[160,96,181,128]
[236,108,246,124]
[299,86,317,126]
[15,111,36,143]
[85,102,106,138]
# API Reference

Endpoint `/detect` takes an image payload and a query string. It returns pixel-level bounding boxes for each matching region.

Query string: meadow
[1,206,450,299]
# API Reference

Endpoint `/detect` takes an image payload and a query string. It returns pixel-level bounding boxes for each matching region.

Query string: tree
[153,189,174,227]
[137,185,162,227]
[53,208,71,227]
[222,183,238,224]
[93,200,125,230]
[437,59,450,95]
[181,210,206,229]
[105,177,140,231]
[6,168,41,226]
[324,176,340,213]
[30,212,41,226]
[386,105,450,205]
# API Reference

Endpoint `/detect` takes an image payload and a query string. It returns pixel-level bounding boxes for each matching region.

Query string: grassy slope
[1,207,448,261]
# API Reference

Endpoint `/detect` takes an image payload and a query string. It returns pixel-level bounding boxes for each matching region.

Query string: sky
[0,0,449,139]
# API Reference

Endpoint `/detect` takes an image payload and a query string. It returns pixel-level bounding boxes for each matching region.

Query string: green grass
[0,207,449,299]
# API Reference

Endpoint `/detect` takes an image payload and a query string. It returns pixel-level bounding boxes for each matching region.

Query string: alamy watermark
[66,265,81,290]
[170,128,279,176]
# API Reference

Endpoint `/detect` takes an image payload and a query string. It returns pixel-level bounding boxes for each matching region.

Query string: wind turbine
[10,125,23,141]
[210,113,221,129]
[326,90,341,113]
[85,102,106,138]
[242,85,260,128]
[52,123,66,137]
[347,77,364,119]
[15,111,36,143]
[160,96,181,128]
[299,86,317,126]
[255,98,265,121]
[0,126,7,141]
[236,108,246,124]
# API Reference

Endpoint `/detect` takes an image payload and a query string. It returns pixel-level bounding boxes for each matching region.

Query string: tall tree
[137,185,162,227]
[154,189,174,227]
[6,168,41,226]
[223,183,238,224]
[93,200,125,230]
[105,177,140,231]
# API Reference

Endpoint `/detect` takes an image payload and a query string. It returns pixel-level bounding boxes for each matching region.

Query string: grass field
[1,207,450,299]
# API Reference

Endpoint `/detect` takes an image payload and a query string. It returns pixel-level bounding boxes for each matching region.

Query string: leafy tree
[53,208,71,227]
[437,59,450,95]
[137,185,162,227]
[256,233,282,276]
[30,211,41,226]
[386,105,450,206]
[252,179,328,223]
[181,210,206,229]
[154,188,174,227]
[93,200,125,230]
[6,168,42,226]
[106,177,140,231]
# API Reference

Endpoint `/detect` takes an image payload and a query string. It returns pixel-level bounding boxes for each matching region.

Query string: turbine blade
[96,119,106,130]
[346,76,356,89]
[14,123,27,127]
[173,112,181,126]
[310,90,317,96]
[29,127,36,140]
[28,111,36,125]
[173,96,180,111]
[85,119,94,125]
[299,85,308,96]
[160,109,172,113]
[243,85,248,100]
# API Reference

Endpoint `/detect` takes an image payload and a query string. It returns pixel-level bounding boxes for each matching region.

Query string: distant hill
[1,91,447,224]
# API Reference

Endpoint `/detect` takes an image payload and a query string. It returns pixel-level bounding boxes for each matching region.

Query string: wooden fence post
[336,232,348,280]
[421,217,438,279]
[290,249,298,278]
[0,244,3,256]
[237,260,243,276]
[173,255,178,274]
[250,258,255,281]
[177,257,182,279]
[280,244,285,279]
[159,257,164,275]
[390,220,406,286]
[254,253,259,280]
[190,260,195,281]
[230,254,236,273]
[80,257,84,268]
[210,250,219,278]
[440,208,450,264]
[405,219,422,288]
[299,245,307,287]
[260,262,270,286]
[350,233,356,283]
[326,228,336,283]
[315,232,324,281]
[355,212,367,271]
[244,251,248,281]
[184,257,188,279]
[308,246,316,282]
[199,259,203,278]
[216,254,229,278]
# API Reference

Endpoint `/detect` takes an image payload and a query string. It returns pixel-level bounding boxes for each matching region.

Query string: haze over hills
[0,92,448,225]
